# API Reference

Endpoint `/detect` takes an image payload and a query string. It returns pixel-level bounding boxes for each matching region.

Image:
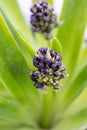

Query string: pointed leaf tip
[51,37,63,55]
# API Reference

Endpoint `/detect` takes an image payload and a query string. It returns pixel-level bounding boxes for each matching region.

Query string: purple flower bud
[30,71,40,82]
[60,67,66,72]
[57,54,62,61]
[42,1,48,9]
[39,55,46,61]
[37,6,42,12]
[33,56,39,67]
[54,63,62,71]
[30,7,34,12]
[31,15,37,22]
[50,16,55,23]
[40,56,49,64]
[49,62,55,69]
[44,16,49,22]
[39,47,48,55]
[34,82,44,89]
[54,72,60,77]
[50,50,56,58]
[43,70,50,75]
[44,10,49,16]
[38,62,45,70]
[32,26,39,32]
[30,6,37,13]
[36,12,42,17]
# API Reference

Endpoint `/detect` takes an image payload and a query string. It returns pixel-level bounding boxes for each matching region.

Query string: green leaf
[0,13,45,124]
[63,86,87,119]
[0,99,37,128]
[46,0,53,5]
[53,107,87,130]
[0,119,36,130]
[32,0,53,5]
[0,79,12,97]
[51,37,63,55]
[77,44,87,72]
[64,65,87,109]
[56,0,87,73]
[0,0,33,43]
[0,8,37,54]
[0,87,37,128]
[0,56,28,104]
[0,99,27,123]
[0,13,42,110]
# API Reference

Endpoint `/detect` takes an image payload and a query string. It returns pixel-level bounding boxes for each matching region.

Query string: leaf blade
[56,0,87,73]
[51,37,63,55]
[64,65,87,109]
[0,0,33,43]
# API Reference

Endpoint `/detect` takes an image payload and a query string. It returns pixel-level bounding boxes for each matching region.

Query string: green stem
[39,90,57,128]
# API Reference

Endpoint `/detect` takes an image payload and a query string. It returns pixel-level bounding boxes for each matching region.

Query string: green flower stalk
[30,47,67,90]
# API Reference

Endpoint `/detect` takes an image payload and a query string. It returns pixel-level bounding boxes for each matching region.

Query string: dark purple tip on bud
[30,71,40,82]
[39,47,48,55]
[53,65,61,72]
[50,16,55,23]
[50,50,56,58]
[37,6,42,12]
[43,70,50,75]
[53,72,60,77]
[44,16,49,22]
[33,56,39,67]
[49,62,56,69]
[57,54,62,61]
[36,12,42,17]
[30,6,37,13]
[32,26,39,32]
[42,1,48,8]
[44,10,49,16]
[34,82,44,89]
[31,15,37,22]
[39,62,45,70]
[30,7,34,13]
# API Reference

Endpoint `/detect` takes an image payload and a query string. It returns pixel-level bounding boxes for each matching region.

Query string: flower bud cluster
[30,48,67,90]
[30,1,56,39]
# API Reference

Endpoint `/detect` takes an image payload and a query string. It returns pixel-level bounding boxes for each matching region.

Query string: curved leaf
[51,37,63,55]
[53,107,87,130]
[0,13,42,114]
[46,0,53,5]
[56,0,87,74]
[0,0,33,43]
[64,65,87,109]
[0,100,28,123]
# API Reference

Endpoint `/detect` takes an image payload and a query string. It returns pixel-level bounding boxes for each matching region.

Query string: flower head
[30,48,68,90]
[30,1,56,39]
